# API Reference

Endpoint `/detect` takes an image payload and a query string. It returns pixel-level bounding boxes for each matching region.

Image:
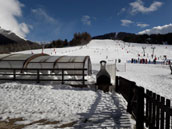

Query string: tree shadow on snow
[74,92,132,129]
[111,94,133,129]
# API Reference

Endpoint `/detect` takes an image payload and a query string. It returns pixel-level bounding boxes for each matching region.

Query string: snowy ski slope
[0,39,172,128]
[18,39,172,99]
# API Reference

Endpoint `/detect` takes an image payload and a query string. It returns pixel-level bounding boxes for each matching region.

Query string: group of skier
[131,57,157,64]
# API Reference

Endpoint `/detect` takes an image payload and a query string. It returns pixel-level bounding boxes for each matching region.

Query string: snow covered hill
[18,39,172,99]
[1,39,172,128]
[19,39,172,63]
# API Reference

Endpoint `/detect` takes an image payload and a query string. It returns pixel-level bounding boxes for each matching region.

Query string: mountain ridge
[0,27,41,54]
[92,32,172,45]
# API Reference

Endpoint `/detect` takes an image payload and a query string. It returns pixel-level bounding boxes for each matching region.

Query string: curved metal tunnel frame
[53,56,66,72]
[0,54,17,61]
[0,54,92,75]
[83,56,92,75]
[0,54,92,85]
[52,56,92,75]
[22,53,49,69]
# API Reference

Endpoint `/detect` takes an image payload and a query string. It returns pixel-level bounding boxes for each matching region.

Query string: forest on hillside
[1,31,172,54]
[0,32,91,54]
[92,32,172,45]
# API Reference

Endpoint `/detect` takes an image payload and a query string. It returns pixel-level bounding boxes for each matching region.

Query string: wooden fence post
[37,69,40,83]
[152,93,156,128]
[145,90,149,127]
[156,95,160,129]
[127,82,136,113]
[115,76,119,92]
[161,97,165,129]
[62,69,64,84]
[136,87,144,129]
[13,69,16,80]
[82,69,85,86]
[148,91,153,127]
[166,99,170,129]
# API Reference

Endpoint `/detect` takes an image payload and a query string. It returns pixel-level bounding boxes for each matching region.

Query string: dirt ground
[0,118,77,129]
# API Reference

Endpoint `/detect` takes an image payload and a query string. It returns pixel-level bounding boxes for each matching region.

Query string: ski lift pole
[142,46,146,56]
[151,46,156,57]
[42,42,45,54]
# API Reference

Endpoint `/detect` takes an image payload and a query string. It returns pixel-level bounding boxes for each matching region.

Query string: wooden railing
[0,68,87,86]
[116,76,172,129]
[145,90,172,129]
[116,76,144,129]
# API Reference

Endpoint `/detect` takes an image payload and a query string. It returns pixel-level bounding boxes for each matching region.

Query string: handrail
[0,68,87,70]
[0,67,88,86]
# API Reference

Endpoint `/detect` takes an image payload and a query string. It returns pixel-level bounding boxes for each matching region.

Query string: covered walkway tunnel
[0,54,92,85]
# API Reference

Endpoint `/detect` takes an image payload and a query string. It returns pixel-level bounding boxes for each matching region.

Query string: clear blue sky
[16,0,172,42]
